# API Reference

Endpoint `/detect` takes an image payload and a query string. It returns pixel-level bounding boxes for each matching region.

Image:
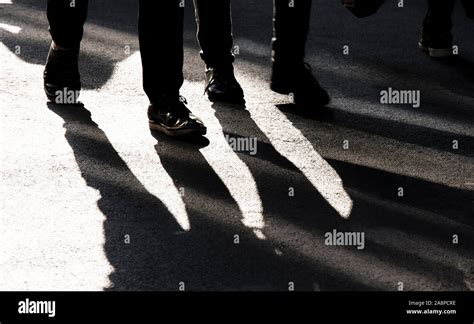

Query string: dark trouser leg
[461,0,474,19]
[270,0,329,107]
[272,0,312,64]
[47,0,88,49]
[423,0,455,42]
[193,0,243,104]
[193,0,234,68]
[138,0,184,103]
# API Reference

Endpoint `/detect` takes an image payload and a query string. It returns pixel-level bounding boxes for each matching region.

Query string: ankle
[207,63,234,74]
[51,41,78,52]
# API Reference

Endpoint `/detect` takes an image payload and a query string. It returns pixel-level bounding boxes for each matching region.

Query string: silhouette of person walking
[44,0,206,137]
[193,0,331,108]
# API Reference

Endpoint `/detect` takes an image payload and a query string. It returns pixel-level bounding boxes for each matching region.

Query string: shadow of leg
[48,102,187,290]
[153,131,323,290]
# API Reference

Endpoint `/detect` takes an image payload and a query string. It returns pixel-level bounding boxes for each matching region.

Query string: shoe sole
[206,91,245,105]
[418,42,452,58]
[270,82,331,107]
[270,82,293,96]
[149,121,207,137]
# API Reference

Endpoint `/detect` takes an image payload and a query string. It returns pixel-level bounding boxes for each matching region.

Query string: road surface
[1,0,473,291]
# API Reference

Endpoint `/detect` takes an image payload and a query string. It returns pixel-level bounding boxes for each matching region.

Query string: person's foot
[270,62,330,107]
[204,65,245,104]
[43,42,81,104]
[418,32,453,58]
[148,96,207,137]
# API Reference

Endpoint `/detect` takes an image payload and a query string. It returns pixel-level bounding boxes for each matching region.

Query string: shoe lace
[204,83,211,95]
[204,70,217,95]
[178,95,188,105]
[174,96,191,117]
[203,67,234,94]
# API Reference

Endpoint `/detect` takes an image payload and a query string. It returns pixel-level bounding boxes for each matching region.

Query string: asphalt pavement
[1,0,473,291]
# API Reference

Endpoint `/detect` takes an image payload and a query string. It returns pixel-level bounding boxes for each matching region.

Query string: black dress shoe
[270,62,330,107]
[148,96,207,137]
[418,32,453,58]
[204,66,245,104]
[43,43,81,104]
